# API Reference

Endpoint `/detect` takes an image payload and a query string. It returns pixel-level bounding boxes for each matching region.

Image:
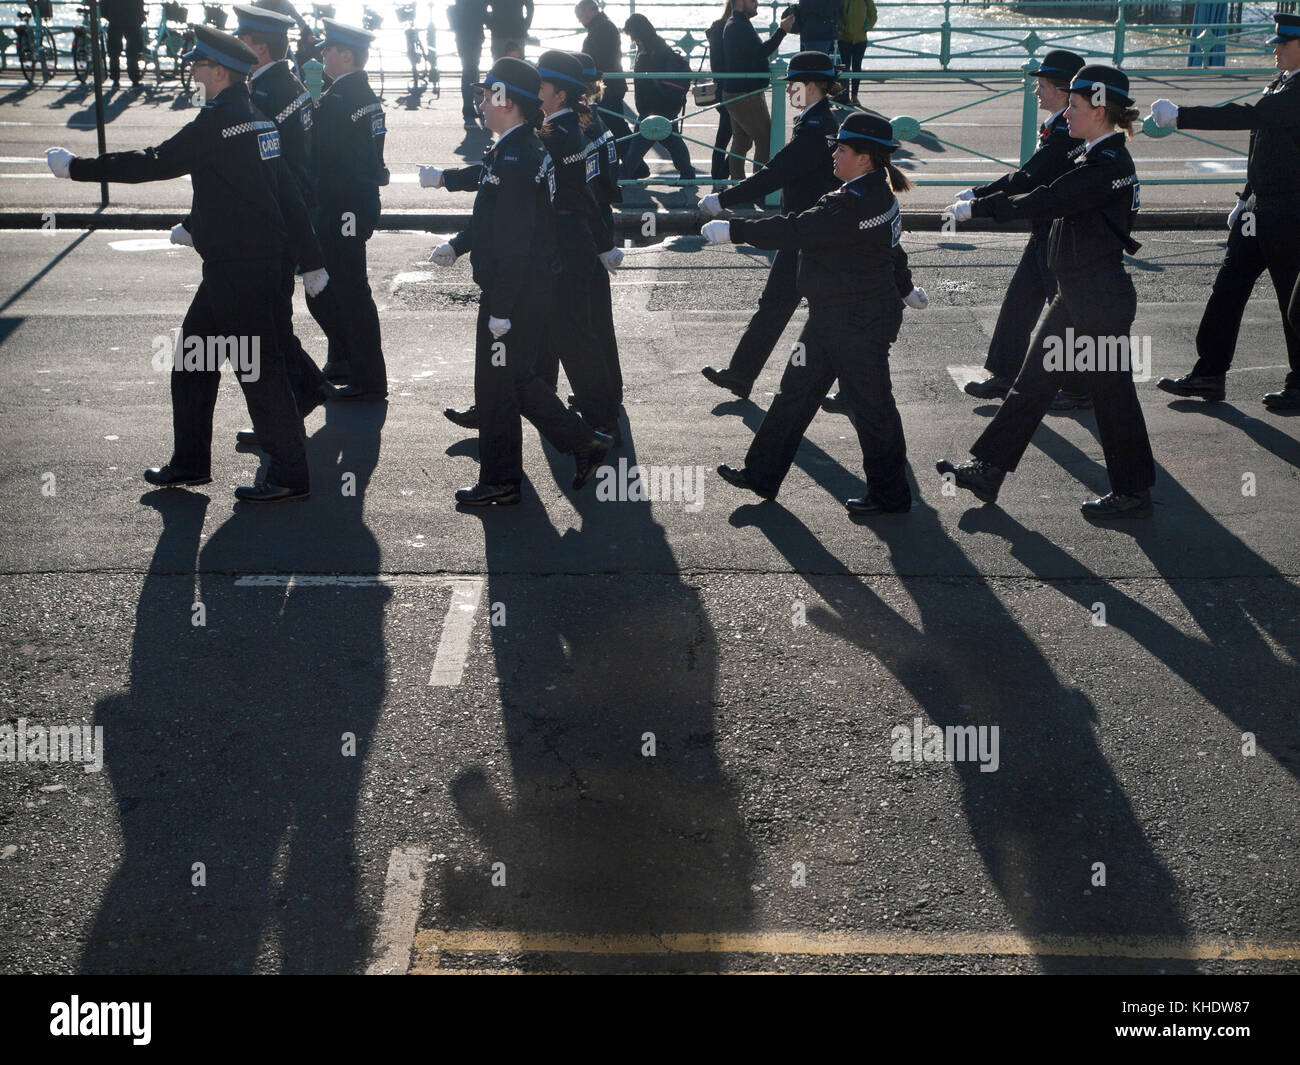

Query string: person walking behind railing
[449,0,488,129]
[620,13,696,183]
[789,0,840,54]
[722,0,793,180]
[707,0,735,186]
[576,1,633,167]
[102,0,145,88]
[836,0,875,106]
[487,0,533,61]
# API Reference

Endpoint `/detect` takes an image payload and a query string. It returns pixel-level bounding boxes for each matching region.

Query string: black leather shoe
[321,361,350,383]
[1050,390,1093,411]
[1262,387,1300,411]
[572,431,614,490]
[444,405,480,429]
[846,493,911,514]
[334,384,387,401]
[716,463,776,500]
[235,428,259,447]
[964,375,1014,400]
[821,391,851,414]
[936,458,1005,504]
[1081,490,1152,519]
[234,482,310,503]
[143,465,211,488]
[455,482,521,506]
[701,365,753,400]
[594,423,623,448]
[1157,373,1225,402]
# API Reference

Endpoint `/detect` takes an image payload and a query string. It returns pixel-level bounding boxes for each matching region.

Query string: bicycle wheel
[73,31,89,82]
[18,33,36,84]
[180,58,191,93]
[41,27,57,80]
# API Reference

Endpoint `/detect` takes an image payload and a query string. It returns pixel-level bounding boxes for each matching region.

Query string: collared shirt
[1083,130,1124,155]
[1042,105,1067,134]
[250,59,286,83]
[494,121,526,146]
[329,69,359,87]
[545,107,572,123]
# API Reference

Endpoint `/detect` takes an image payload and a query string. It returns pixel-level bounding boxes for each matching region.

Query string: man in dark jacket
[449,0,487,127]
[101,0,145,87]
[722,0,792,179]
[792,0,840,53]
[576,0,632,153]
[486,0,533,60]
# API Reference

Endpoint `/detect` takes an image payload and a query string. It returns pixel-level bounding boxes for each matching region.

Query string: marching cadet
[45,26,328,502]
[938,65,1155,520]
[697,51,844,401]
[1149,11,1300,412]
[231,3,336,449]
[703,111,917,515]
[425,58,614,505]
[577,51,624,407]
[959,49,1089,410]
[306,18,389,400]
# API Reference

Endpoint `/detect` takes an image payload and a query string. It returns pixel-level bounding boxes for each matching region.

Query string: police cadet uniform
[961,49,1086,405]
[698,51,841,402]
[531,50,623,442]
[232,3,335,442]
[1152,11,1300,411]
[305,18,389,399]
[46,26,323,502]
[433,58,613,505]
[713,112,915,514]
[578,52,625,406]
[938,65,1156,520]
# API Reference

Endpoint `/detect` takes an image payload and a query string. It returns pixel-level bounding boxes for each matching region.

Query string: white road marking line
[365,845,430,976]
[429,578,484,687]
[947,365,988,391]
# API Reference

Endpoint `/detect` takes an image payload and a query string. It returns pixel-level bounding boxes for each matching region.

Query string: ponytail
[866,145,913,193]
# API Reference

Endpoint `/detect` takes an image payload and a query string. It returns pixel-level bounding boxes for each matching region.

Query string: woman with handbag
[706,0,734,186]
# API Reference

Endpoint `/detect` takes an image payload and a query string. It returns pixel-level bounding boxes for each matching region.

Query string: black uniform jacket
[730,166,911,307]
[539,109,615,258]
[250,59,317,217]
[445,123,558,319]
[718,96,839,214]
[312,70,388,238]
[68,83,322,270]
[971,131,1140,277]
[973,106,1081,238]
[582,109,621,206]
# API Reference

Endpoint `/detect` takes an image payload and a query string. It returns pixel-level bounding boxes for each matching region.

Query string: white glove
[1227,198,1246,231]
[701,220,731,244]
[418,164,444,189]
[301,268,329,297]
[956,188,975,201]
[598,247,624,274]
[1149,99,1179,128]
[944,200,972,223]
[169,223,194,247]
[700,193,723,217]
[45,147,73,178]
[430,242,457,266]
[904,286,928,310]
[488,316,511,339]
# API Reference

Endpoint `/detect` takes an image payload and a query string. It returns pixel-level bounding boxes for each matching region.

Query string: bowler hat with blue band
[320,18,375,51]
[232,3,293,38]
[1267,11,1300,44]
[576,52,600,84]
[536,50,588,93]
[1068,64,1134,106]
[182,24,259,75]
[835,110,899,150]
[783,51,838,82]
[476,57,542,105]
[1033,49,1085,82]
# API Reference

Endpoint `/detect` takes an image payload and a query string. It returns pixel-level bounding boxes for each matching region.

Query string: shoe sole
[702,370,751,400]
[846,504,910,515]
[235,491,310,503]
[145,475,211,488]
[717,467,775,500]
[456,495,520,507]
[1157,382,1224,402]
[964,386,1010,400]
[1081,506,1152,520]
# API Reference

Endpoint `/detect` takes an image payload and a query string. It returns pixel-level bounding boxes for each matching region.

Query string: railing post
[1020,60,1038,168]
[940,0,952,70]
[302,58,324,101]
[766,57,786,208]
[1113,0,1127,66]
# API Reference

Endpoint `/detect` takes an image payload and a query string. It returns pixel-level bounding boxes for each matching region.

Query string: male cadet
[231,3,337,450]
[306,18,389,400]
[45,26,328,502]
[1150,11,1300,411]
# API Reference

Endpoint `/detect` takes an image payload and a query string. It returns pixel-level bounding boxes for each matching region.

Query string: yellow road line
[409,930,1299,972]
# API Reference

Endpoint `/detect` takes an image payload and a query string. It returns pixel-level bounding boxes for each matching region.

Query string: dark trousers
[455,31,483,120]
[972,268,1155,496]
[1195,203,1300,390]
[306,231,386,392]
[106,20,142,83]
[599,83,634,158]
[476,282,590,485]
[745,301,910,507]
[728,247,801,383]
[711,105,733,181]
[278,255,328,417]
[589,244,622,403]
[985,231,1055,380]
[172,258,309,490]
[621,114,696,179]
[837,40,867,99]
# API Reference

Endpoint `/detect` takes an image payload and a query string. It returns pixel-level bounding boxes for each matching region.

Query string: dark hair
[341,44,368,69]
[1103,98,1141,138]
[520,97,545,129]
[246,31,288,61]
[719,0,733,16]
[226,68,247,85]
[582,77,604,103]
[848,142,912,193]
[541,79,593,126]
[576,0,599,13]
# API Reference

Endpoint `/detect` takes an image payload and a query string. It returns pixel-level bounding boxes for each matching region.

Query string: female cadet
[937,65,1155,520]
[704,111,917,515]
[424,57,613,505]
[533,49,624,444]
[697,51,843,401]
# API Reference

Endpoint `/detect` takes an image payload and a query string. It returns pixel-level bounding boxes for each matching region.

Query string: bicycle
[396,2,438,95]
[16,0,59,86]
[71,4,107,84]
[146,2,194,93]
